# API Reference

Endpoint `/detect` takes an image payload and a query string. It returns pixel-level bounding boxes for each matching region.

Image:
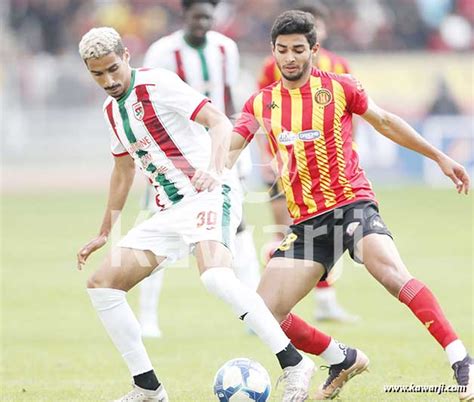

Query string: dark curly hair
[182,0,220,10]
[271,10,317,48]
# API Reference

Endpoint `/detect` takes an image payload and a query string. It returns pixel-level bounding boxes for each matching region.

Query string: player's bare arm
[226,133,249,171]
[76,154,135,269]
[192,101,233,192]
[362,98,470,194]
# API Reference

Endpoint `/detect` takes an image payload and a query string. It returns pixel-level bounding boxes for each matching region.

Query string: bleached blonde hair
[78,27,125,61]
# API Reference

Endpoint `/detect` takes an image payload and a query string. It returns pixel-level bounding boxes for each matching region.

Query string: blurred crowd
[7,0,474,57]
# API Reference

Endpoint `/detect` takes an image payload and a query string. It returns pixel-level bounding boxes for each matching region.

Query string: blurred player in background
[258,0,357,323]
[229,11,473,400]
[77,26,314,402]
[139,0,260,338]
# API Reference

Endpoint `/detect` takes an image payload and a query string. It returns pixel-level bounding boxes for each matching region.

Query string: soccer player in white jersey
[77,27,315,402]
[138,0,261,338]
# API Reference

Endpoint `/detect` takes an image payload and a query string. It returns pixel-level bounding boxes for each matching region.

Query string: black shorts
[272,201,392,280]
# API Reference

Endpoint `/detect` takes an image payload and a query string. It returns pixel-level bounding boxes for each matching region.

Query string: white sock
[200,267,290,354]
[319,338,347,365]
[445,339,467,366]
[233,229,261,290]
[87,288,153,376]
[139,270,164,329]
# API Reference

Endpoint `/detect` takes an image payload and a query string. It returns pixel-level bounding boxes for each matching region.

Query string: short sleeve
[233,95,260,142]
[103,101,128,157]
[155,69,209,120]
[339,74,368,115]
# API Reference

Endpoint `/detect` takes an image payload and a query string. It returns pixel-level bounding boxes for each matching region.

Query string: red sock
[280,313,331,355]
[398,278,458,348]
[316,280,330,289]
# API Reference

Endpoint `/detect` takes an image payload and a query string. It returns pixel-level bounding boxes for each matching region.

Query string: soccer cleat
[114,384,168,402]
[277,355,315,401]
[314,348,369,400]
[453,354,474,401]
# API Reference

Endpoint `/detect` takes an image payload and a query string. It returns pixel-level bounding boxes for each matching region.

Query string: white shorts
[119,181,242,267]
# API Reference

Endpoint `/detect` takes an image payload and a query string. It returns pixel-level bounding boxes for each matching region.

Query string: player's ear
[311,42,320,56]
[123,48,130,63]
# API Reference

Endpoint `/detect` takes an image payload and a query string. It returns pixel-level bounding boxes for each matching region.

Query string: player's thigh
[258,257,325,321]
[194,240,233,274]
[356,233,412,296]
[87,247,166,291]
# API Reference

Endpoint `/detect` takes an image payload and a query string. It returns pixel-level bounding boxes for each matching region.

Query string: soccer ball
[213,358,271,401]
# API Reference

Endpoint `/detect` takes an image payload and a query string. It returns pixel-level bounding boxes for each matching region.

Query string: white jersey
[143,30,239,114]
[103,68,212,210]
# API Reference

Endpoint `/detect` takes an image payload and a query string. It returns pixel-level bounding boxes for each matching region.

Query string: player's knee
[200,267,235,299]
[374,261,410,296]
[86,272,112,289]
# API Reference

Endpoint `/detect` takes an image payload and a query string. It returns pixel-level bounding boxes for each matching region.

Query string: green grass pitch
[2,187,472,401]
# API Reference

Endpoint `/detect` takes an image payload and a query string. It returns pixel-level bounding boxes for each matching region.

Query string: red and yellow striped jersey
[235,68,376,223]
[258,48,351,90]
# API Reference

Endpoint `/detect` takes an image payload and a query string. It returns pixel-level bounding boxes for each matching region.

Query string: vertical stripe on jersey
[309,76,337,208]
[146,163,183,203]
[255,91,284,178]
[196,47,210,97]
[221,184,231,246]
[280,86,305,219]
[174,50,186,82]
[135,85,196,180]
[267,85,298,218]
[331,79,355,200]
[289,88,317,215]
[105,101,127,156]
[300,86,327,212]
[116,92,183,204]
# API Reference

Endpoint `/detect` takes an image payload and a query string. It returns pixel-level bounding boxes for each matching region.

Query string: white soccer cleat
[113,384,168,402]
[277,355,315,402]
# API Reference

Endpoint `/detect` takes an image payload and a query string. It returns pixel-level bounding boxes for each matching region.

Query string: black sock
[276,343,303,369]
[133,370,160,391]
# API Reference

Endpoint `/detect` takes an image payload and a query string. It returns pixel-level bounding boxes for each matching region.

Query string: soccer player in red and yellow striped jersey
[228,10,472,400]
[257,0,357,324]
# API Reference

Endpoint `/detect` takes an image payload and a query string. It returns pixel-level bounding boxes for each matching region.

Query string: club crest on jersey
[132,101,144,121]
[314,88,332,106]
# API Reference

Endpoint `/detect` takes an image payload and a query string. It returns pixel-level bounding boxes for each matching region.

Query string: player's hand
[437,155,470,195]
[191,169,221,192]
[76,234,108,270]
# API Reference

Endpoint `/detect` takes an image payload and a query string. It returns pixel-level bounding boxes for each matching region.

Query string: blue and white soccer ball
[213,358,271,401]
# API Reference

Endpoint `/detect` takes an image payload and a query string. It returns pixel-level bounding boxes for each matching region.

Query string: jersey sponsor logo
[278,130,297,145]
[127,135,153,154]
[298,129,321,142]
[314,88,333,106]
[132,101,145,121]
